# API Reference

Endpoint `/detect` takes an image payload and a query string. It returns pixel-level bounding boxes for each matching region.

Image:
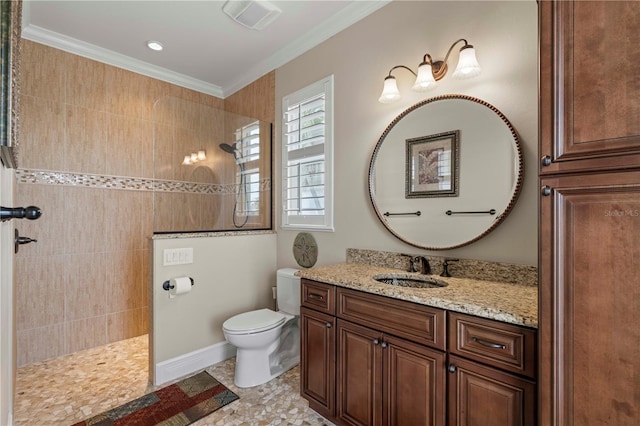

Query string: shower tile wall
[15,40,275,366]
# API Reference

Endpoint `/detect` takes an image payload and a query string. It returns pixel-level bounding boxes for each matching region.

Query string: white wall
[151,232,277,383]
[275,1,538,267]
[0,167,14,425]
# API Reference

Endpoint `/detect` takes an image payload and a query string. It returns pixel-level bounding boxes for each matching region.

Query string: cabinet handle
[541,185,552,196]
[471,336,506,349]
[373,339,380,345]
[325,322,332,328]
[308,293,324,300]
[381,342,388,348]
[448,364,456,373]
[541,155,552,167]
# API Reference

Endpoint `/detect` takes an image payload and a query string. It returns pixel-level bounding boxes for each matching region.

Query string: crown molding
[223,0,391,96]
[20,24,225,98]
[21,0,390,98]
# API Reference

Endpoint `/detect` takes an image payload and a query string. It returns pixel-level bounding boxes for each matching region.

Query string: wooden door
[539,171,640,425]
[448,355,536,426]
[539,0,640,175]
[383,334,446,426]
[337,319,383,426]
[300,307,335,419]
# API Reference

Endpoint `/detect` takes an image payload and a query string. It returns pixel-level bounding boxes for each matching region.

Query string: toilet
[222,268,301,388]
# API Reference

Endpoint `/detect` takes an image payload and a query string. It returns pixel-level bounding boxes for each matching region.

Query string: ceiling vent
[222,1,282,31]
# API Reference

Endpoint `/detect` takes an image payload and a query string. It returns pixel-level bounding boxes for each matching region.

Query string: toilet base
[233,318,299,388]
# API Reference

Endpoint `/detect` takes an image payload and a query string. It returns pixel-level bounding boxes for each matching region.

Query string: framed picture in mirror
[405,130,459,198]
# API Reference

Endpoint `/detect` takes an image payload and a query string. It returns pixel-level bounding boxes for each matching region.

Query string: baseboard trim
[154,341,236,386]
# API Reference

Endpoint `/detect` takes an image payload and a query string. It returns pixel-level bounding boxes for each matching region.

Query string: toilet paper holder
[162,277,195,291]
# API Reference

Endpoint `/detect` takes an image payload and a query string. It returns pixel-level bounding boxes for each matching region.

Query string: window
[234,121,260,218]
[233,121,261,216]
[282,76,334,231]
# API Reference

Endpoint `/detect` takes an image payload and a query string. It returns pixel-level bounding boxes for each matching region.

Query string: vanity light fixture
[378,38,481,103]
[182,150,207,165]
[146,40,164,51]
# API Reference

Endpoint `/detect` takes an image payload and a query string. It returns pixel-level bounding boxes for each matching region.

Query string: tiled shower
[14,40,274,366]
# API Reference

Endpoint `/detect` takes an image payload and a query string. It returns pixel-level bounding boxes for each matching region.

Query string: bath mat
[72,371,238,426]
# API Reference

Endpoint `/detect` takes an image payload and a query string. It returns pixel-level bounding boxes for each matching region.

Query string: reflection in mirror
[152,97,272,233]
[369,95,523,250]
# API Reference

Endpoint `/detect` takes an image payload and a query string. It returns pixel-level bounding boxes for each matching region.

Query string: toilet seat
[223,308,286,335]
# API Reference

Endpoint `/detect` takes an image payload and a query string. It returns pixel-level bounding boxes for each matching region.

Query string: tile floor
[14,335,335,425]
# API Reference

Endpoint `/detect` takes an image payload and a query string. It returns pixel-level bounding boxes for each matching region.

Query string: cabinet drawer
[301,279,335,315]
[448,312,536,378]
[337,287,446,350]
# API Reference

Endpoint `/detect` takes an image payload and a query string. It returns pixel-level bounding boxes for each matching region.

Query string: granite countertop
[297,263,538,328]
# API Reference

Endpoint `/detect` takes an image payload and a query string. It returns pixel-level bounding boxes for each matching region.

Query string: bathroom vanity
[298,262,537,426]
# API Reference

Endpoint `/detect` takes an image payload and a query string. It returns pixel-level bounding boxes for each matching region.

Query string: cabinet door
[539,0,640,175]
[337,319,383,426]
[383,334,446,426]
[539,172,640,425]
[300,307,335,419]
[448,355,536,426]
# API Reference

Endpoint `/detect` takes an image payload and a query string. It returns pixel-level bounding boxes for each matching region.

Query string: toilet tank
[276,268,301,315]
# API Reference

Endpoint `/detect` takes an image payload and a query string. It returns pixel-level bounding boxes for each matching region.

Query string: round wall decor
[293,232,318,268]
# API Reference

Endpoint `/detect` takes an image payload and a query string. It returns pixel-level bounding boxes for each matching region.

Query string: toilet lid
[223,309,286,334]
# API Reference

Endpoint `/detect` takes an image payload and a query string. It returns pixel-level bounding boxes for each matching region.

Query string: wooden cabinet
[301,279,538,426]
[448,356,535,426]
[336,319,446,426]
[447,312,536,426]
[300,306,335,419]
[539,171,640,426]
[539,2,640,425]
[539,0,640,176]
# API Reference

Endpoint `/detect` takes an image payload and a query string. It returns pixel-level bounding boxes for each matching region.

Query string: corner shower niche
[152,97,272,232]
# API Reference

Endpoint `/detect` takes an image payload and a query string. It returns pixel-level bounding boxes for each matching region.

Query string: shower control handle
[14,229,37,254]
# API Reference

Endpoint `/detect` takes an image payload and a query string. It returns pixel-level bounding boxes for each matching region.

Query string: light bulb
[412,62,438,92]
[378,76,401,103]
[452,46,481,79]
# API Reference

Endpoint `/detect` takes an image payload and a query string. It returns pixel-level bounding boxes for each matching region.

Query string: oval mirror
[368,95,524,250]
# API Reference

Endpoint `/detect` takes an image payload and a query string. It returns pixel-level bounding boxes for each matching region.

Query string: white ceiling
[22,0,390,98]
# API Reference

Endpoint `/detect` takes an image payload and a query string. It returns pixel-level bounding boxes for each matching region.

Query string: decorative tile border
[16,169,271,194]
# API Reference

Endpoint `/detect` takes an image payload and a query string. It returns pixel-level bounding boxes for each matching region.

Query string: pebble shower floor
[14,335,335,425]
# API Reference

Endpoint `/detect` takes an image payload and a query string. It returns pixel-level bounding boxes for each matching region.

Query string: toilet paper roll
[169,276,192,299]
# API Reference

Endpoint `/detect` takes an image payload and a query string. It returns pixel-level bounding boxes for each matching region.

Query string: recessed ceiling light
[146,40,163,51]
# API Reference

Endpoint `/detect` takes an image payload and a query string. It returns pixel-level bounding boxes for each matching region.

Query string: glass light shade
[378,76,401,103]
[182,155,192,165]
[197,150,206,161]
[412,63,437,92]
[190,152,198,162]
[452,46,481,79]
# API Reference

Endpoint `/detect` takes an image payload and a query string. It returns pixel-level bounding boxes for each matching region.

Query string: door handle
[1,205,42,222]
[14,229,37,254]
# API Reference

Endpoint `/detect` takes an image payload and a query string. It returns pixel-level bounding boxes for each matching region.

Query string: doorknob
[1,205,42,222]
[14,229,37,254]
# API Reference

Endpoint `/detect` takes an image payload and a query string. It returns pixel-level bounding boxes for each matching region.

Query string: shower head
[219,143,237,155]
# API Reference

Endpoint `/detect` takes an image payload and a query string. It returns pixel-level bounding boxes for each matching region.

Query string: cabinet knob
[373,339,380,345]
[448,364,456,373]
[541,185,552,196]
[541,155,552,167]
[381,342,388,348]
[325,322,332,328]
